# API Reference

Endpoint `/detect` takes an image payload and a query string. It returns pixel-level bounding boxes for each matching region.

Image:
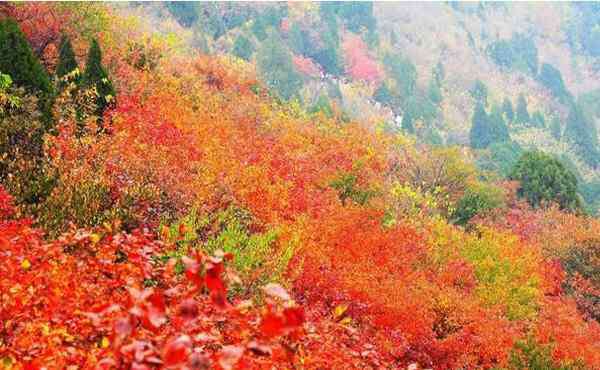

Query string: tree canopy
[509,151,581,211]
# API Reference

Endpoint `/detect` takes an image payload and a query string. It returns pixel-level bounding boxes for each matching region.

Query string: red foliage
[0,186,14,219]
[0,187,312,369]
[342,34,382,83]
[293,54,322,78]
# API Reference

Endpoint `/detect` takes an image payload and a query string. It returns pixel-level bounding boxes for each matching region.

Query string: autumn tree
[453,182,504,225]
[0,73,51,206]
[342,34,381,83]
[83,38,115,121]
[509,151,581,211]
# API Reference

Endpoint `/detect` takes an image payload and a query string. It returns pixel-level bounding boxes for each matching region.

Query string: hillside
[141,2,600,214]
[0,2,599,370]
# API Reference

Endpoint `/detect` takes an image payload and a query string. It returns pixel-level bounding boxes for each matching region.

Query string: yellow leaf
[103,221,112,233]
[333,304,348,320]
[1,355,15,369]
[100,336,110,348]
[89,234,101,244]
[339,317,353,326]
[21,259,31,270]
[41,323,50,336]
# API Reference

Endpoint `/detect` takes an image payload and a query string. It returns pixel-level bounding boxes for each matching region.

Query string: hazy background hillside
[124,1,600,214]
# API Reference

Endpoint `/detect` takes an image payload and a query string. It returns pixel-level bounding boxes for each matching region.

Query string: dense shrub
[509,151,581,211]
[453,182,505,226]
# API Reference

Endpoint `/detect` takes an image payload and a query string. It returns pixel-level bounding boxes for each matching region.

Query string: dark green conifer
[56,35,79,80]
[502,97,514,122]
[0,18,53,123]
[0,19,52,94]
[83,39,116,120]
[565,103,599,167]
[515,93,530,124]
[550,115,562,141]
[469,102,491,149]
[509,151,581,211]
[489,105,510,143]
[401,111,414,134]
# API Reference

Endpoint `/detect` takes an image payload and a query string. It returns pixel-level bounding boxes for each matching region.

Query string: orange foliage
[535,297,600,366]
[293,207,522,368]
[2,4,600,369]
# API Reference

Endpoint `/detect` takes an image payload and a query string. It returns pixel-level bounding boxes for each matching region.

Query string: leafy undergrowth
[0,187,402,369]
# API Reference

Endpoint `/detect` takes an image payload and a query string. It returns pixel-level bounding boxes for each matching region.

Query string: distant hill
[129,1,600,214]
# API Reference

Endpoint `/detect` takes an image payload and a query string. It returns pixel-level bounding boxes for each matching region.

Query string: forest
[0,2,599,369]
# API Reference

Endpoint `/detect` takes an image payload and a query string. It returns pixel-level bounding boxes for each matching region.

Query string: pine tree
[56,34,79,80]
[401,111,414,134]
[531,111,546,128]
[538,63,571,104]
[470,79,488,105]
[433,61,445,85]
[0,19,52,94]
[390,29,397,45]
[83,39,115,120]
[502,97,514,123]
[0,18,53,123]
[373,83,394,107]
[470,102,491,149]
[489,105,510,143]
[550,115,561,141]
[427,79,442,105]
[309,94,333,118]
[515,93,530,124]
[232,35,254,61]
[565,103,599,167]
[256,30,302,101]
